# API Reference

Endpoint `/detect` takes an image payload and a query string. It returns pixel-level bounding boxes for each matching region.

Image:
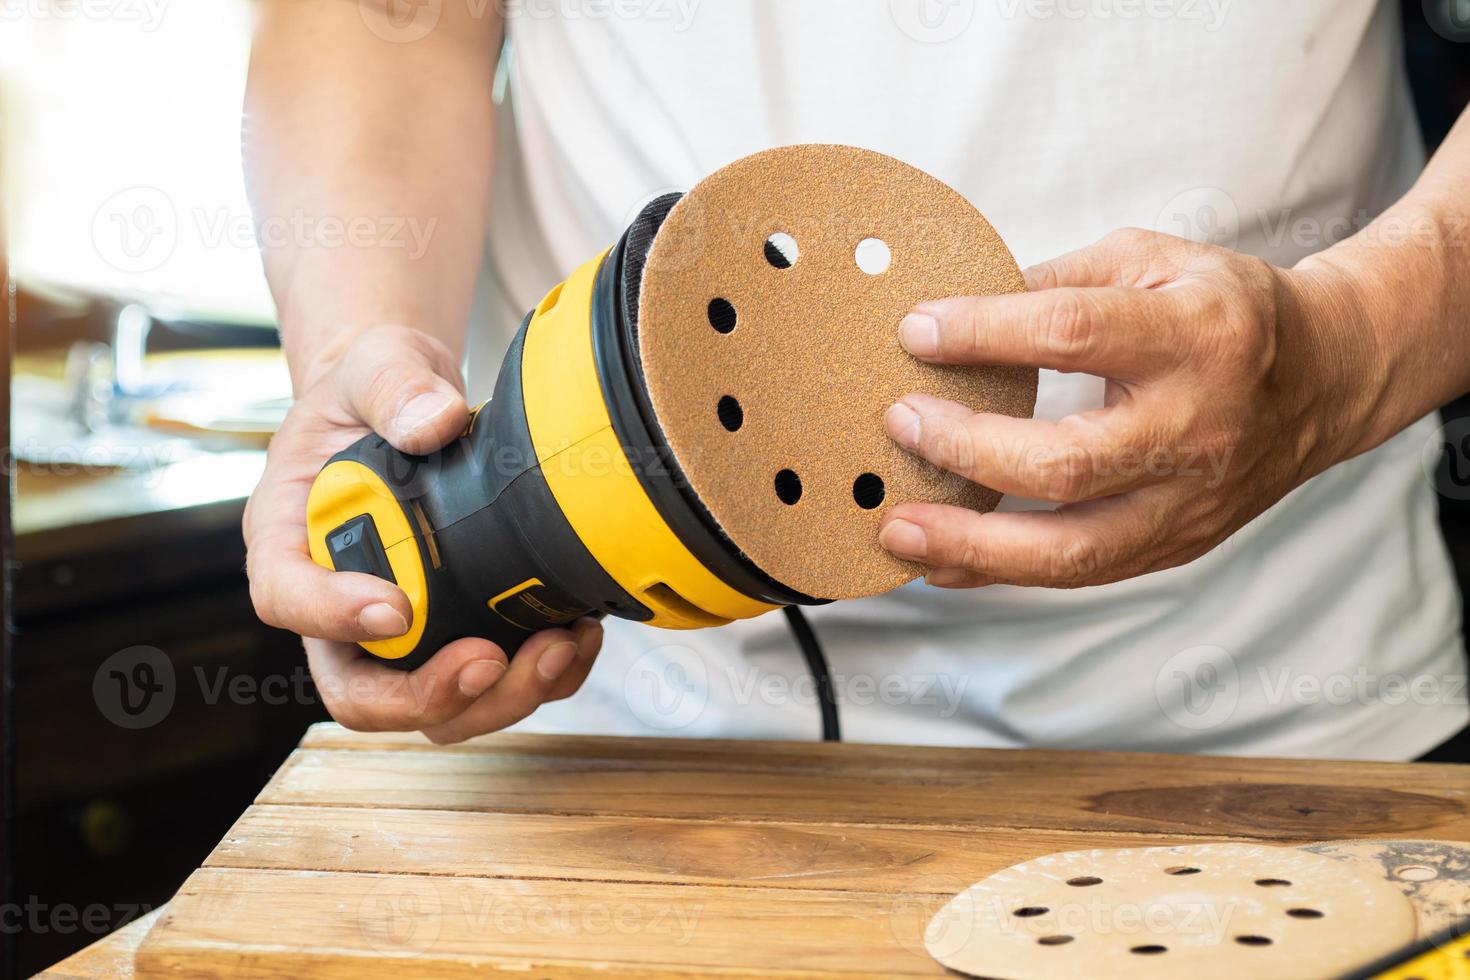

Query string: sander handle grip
[306,411,591,671]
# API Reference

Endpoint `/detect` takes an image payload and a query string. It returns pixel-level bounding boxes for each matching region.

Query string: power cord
[782,606,840,741]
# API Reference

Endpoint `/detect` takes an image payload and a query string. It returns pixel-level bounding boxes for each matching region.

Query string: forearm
[1298,107,1470,456]
[245,0,501,392]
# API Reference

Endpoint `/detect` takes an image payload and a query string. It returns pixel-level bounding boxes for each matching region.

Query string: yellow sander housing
[306,193,810,670]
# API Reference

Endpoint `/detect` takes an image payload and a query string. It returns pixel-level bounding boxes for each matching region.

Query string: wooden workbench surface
[53,723,1470,977]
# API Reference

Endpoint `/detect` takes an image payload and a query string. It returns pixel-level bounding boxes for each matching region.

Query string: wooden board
[263,730,1470,840]
[112,725,1470,977]
[35,908,163,980]
[209,805,1260,893]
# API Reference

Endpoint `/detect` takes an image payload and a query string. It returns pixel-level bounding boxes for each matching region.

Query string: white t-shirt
[470,0,1467,760]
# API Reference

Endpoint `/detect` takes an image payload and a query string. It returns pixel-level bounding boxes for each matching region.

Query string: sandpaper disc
[1303,839,1470,936]
[925,843,1416,980]
[638,144,1036,599]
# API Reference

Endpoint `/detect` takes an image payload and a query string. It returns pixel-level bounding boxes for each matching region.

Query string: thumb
[336,325,470,455]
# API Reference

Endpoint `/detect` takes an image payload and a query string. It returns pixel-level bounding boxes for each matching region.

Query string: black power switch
[326,515,397,584]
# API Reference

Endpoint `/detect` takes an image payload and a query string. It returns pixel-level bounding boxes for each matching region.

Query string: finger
[305,635,510,732]
[245,452,414,641]
[420,628,584,744]
[898,286,1182,378]
[1024,227,1172,291]
[886,392,1175,502]
[334,325,470,455]
[545,617,604,702]
[250,539,414,641]
[878,497,1153,588]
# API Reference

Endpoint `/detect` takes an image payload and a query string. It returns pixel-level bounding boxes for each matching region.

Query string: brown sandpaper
[638,144,1036,599]
[925,843,1416,980]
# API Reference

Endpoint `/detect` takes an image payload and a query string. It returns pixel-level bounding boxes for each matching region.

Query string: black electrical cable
[783,606,840,741]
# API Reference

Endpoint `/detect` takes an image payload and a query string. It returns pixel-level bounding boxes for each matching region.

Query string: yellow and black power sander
[305,191,807,669]
[305,145,1037,688]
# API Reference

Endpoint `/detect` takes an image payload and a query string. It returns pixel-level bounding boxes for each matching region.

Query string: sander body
[306,195,807,669]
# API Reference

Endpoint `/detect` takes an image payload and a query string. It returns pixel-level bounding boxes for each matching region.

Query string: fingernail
[879,519,927,560]
[573,619,603,660]
[885,401,922,451]
[457,659,506,698]
[359,602,408,638]
[537,641,579,681]
[391,391,454,439]
[899,312,939,357]
[925,568,970,587]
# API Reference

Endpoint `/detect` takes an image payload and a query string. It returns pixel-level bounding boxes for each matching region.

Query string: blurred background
[1,4,318,976]
[0,1,1466,976]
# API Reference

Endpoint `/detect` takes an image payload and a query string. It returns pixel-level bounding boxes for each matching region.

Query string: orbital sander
[305,144,1037,673]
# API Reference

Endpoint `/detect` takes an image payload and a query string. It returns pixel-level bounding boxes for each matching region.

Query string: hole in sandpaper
[1037,935,1074,946]
[774,469,802,505]
[1012,907,1048,918]
[1066,876,1103,887]
[1394,865,1438,882]
[854,237,892,275]
[717,395,744,432]
[1235,935,1273,946]
[707,297,737,333]
[852,472,885,509]
[764,232,799,269]
[1165,867,1201,876]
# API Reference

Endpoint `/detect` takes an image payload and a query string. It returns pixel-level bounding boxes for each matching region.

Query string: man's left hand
[878,228,1382,589]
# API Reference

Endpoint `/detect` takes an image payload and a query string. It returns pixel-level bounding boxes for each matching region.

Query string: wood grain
[263,734,1470,841]
[140,867,947,978]
[209,805,1249,894]
[115,725,1470,978]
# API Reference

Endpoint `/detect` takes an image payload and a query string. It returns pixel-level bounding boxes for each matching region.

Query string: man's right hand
[243,325,603,743]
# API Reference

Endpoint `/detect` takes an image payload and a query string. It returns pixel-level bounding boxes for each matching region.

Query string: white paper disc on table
[925,842,1416,980]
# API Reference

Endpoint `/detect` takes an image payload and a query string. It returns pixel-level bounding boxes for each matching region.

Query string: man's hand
[244,325,603,743]
[244,0,592,740]
[877,228,1383,589]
